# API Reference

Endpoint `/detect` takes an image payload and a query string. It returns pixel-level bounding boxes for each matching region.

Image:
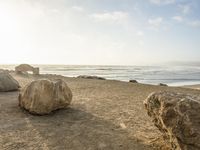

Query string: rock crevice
[144,91,200,150]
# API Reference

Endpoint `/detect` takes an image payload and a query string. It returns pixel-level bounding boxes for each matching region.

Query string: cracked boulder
[144,91,200,150]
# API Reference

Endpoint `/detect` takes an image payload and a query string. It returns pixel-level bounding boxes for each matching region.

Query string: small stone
[120,123,127,129]
[77,75,105,80]
[158,83,168,86]
[129,80,138,83]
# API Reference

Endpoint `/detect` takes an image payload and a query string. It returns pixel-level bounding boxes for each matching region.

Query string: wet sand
[0,73,200,150]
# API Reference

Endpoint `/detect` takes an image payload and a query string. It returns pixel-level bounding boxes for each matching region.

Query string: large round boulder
[144,91,200,150]
[0,71,20,92]
[19,79,72,115]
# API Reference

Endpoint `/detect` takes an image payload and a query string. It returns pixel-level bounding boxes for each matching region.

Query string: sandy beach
[182,84,200,90]
[0,72,199,150]
[1,0,200,149]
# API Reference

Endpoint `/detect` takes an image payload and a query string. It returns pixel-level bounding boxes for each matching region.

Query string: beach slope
[0,73,199,150]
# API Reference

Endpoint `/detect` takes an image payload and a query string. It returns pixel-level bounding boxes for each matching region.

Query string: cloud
[89,11,129,23]
[137,31,144,36]
[51,9,60,14]
[138,40,144,46]
[172,16,183,22]
[148,17,163,27]
[188,20,200,28]
[71,6,84,12]
[179,4,191,14]
[149,0,176,5]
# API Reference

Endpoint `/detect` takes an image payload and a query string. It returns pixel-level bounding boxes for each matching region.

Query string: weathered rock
[0,69,9,73]
[0,71,20,92]
[15,64,39,75]
[19,79,72,115]
[129,80,138,83]
[159,83,168,86]
[144,91,200,150]
[77,75,105,80]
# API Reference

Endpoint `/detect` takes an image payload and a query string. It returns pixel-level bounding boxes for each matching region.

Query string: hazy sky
[0,0,200,65]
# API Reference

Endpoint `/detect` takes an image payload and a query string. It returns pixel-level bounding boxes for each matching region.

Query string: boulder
[15,64,39,75]
[19,79,72,115]
[129,80,138,83]
[0,71,20,92]
[144,91,200,150]
[77,75,105,80]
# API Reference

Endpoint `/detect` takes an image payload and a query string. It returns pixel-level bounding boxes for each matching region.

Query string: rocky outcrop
[159,83,168,86]
[0,71,20,92]
[19,79,72,115]
[144,91,200,150]
[15,64,39,75]
[129,80,138,83]
[77,75,106,80]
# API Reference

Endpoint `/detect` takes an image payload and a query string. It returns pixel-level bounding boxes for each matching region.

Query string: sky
[0,0,200,65]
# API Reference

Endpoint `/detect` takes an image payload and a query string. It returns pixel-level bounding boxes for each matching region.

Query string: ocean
[1,64,200,86]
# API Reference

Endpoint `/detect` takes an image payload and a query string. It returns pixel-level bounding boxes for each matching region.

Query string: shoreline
[1,64,200,87]
[2,67,200,88]
[15,72,200,89]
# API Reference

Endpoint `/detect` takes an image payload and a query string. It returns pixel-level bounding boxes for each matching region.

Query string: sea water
[1,64,200,86]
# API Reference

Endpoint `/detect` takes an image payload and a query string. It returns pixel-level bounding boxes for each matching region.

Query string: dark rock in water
[129,80,138,83]
[19,79,72,115]
[77,75,106,80]
[159,83,168,86]
[144,91,200,150]
[0,71,20,92]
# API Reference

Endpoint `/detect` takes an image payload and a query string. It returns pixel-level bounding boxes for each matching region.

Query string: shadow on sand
[0,92,151,150]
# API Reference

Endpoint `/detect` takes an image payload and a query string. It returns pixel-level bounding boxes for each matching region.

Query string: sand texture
[0,73,200,150]
[182,84,200,90]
